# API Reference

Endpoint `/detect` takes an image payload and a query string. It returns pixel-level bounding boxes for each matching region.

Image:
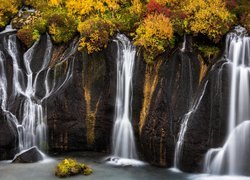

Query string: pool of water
[0,152,249,180]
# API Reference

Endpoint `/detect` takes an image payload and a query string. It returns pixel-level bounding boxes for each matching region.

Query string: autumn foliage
[134,13,173,63]
[1,0,247,62]
[147,0,171,17]
[181,0,235,42]
[0,0,21,28]
[77,16,114,53]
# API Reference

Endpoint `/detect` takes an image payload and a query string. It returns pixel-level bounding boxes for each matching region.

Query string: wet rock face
[46,54,87,153]
[12,146,43,163]
[0,31,217,172]
[0,110,18,160]
[179,60,230,172]
[47,42,117,153]
[0,33,116,159]
[139,50,201,167]
[0,33,19,160]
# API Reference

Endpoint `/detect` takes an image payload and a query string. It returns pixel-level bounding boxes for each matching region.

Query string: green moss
[83,165,93,175]
[46,10,77,44]
[55,158,93,178]
[15,11,48,47]
[197,45,220,63]
[32,17,47,34]
[32,29,40,41]
[104,7,141,33]
[0,0,21,28]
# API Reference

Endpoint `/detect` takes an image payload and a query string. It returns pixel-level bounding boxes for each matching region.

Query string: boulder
[0,110,19,160]
[12,146,44,163]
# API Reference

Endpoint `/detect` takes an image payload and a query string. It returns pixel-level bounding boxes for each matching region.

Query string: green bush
[16,15,47,47]
[0,0,21,28]
[197,45,220,62]
[32,17,47,34]
[47,10,77,44]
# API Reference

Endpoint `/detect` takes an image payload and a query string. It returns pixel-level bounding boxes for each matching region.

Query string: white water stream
[204,26,250,175]
[0,31,75,155]
[108,34,144,166]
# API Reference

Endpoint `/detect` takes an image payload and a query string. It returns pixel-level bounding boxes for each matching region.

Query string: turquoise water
[0,152,249,180]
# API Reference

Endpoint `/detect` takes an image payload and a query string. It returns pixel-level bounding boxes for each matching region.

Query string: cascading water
[173,81,208,169]
[181,34,186,52]
[0,30,75,156]
[107,34,143,166]
[204,26,250,175]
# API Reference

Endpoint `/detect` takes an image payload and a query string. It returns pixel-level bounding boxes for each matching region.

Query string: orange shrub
[134,13,173,63]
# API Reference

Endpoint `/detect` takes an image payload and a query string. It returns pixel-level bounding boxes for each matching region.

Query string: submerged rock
[12,146,44,163]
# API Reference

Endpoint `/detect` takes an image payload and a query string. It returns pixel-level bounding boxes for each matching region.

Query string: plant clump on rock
[55,158,93,178]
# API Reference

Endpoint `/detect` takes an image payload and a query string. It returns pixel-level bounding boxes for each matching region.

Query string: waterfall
[181,34,186,52]
[112,34,137,159]
[173,81,208,168]
[0,30,75,155]
[204,26,250,175]
[107,34,143,166]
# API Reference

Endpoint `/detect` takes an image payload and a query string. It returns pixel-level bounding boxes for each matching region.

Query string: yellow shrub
[66,0,120,18]
[0,0,20,28]
[49,0,63,6]
[134,13,173,63]
[130,0,145,16]
[155,0,177,6]
[47,11,77,43]
[77,16,115,53]
[182,0,235,42]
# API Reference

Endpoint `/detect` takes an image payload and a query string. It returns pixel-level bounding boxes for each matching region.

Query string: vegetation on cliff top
[0,0,249,63]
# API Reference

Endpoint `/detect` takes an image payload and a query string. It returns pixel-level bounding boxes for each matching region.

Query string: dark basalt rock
[0,31,215,172]
[47,40,116,153]
[179,59,230,172]
[0,110,19,160]
[12,146,43,163]
[131,51,146,157]
[46,52,88,153]
[140,49,201,167]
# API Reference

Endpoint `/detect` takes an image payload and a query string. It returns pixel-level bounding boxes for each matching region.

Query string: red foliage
[170,11,187,20]
[147,0,171,17]
[226,0,237,10]
[179,12,187,19]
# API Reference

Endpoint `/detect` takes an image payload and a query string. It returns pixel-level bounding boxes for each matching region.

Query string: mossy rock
[55,158,93,178]
[83,166,93,175]
[12,10,41,30]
